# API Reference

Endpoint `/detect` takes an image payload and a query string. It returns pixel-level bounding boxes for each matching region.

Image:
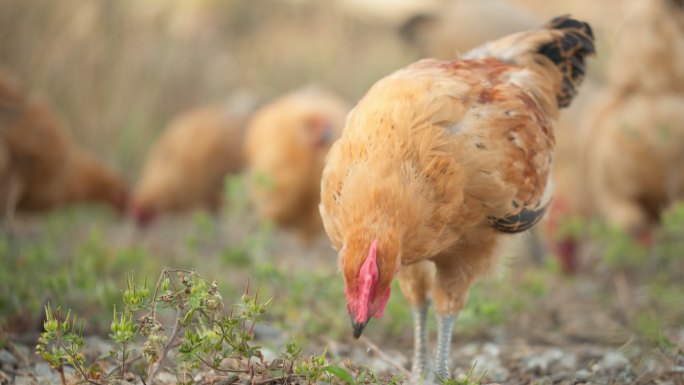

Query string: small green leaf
[323,365,356,385]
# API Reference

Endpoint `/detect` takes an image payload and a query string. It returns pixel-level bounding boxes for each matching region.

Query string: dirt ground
[1,210,683,385]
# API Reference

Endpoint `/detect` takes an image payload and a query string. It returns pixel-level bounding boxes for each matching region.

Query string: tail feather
[538,16,595,108]
[464,15,595,110]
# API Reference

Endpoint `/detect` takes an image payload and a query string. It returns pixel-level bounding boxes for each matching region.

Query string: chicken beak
[350,313,370,339]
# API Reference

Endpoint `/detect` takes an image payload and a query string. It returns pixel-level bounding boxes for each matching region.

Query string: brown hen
[131,100,251,227]
[320,16,595,381]
[0,70,127,225]
[245,87,349,243]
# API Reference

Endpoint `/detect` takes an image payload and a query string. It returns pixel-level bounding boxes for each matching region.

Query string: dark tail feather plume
[538,15,596,108]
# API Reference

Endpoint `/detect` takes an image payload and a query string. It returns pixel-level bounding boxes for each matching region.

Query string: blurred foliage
[1,209,159,332]
[0,0,415,180]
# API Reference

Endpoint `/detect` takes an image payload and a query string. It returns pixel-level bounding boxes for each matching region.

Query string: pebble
[260,347,279,363]
[216,374,240,385]
[525,348,564,373]
[575,368,591,381]
[459,343,480,356]
[156,372,177,384]
[0,349,17,366]
[469,343,508,382]
[482,342,501,357]
[594,351,629,372]
[14,377,35,385]
[34,362,53,377]
[350,346,407,374]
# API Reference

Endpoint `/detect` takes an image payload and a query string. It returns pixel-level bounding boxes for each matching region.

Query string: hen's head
[545,197,579,274]
[129,200,158,229]
[341,238,397,338]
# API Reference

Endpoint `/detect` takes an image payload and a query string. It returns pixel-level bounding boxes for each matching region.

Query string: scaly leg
[397,262,435,381]
[410,303,430,381]
[434,313,456,381]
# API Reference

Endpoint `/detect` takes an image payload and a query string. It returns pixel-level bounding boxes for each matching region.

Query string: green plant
[436,362,487,385]
[36,304,89,385]
[37,268,394,385]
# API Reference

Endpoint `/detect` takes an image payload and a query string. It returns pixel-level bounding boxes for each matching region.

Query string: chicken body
[0,70,127,221]
[587,91,684,235]
[584,0,684,237]
[400,0,539,59]
[320,17,594,381]
[131,103,249,227]
[245,88,349,243]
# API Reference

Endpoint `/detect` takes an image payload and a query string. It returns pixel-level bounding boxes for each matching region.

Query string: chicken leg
[398,262,435,380]
[434,314,456,380]
[410,304,430,380]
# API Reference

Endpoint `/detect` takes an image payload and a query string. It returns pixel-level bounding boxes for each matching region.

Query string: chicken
[587,92,684,238]
[131,100,251,227]
[604,0,684,95]
[551,0,684,270]
[0,69,127,224]
[319,16,595,381]
[245,88,349,243]
[400,0,539,59]
[587,0,684,237]
[534,80,599,273]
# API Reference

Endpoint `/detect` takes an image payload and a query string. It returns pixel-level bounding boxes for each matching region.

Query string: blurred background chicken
[0,69,128,228]
[547,0,684,272]
[320,16,595,381]
[399,0,539,59]
[131,97,254,227]
[245,87,349,244]
[532,80,599,273]
[587,0,684,234]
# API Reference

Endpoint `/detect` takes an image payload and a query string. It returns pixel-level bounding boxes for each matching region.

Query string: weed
[36,268,394,385]
[36,304,88,385]
[436,361,487,385]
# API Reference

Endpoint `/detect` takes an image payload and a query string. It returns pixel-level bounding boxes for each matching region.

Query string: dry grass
[0,0,416,180]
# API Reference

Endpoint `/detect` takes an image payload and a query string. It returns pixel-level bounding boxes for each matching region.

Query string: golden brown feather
[0,69,128,216]
[245,87,350,243]
[320,16,595,378]
[582,0,684,239]
[131,102,251,226]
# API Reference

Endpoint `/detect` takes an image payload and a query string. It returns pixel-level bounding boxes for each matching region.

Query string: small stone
[459,343,479,356]
[155,372,177,384]
[216,374,240,385]
[559,352,577,370]
[34,362,53,377]
[0,349,17,365]
[482,343,501,357]
[575,368,591,381]
[525,348,564,374]
[471,353,507,382]
[260,347,278,363]
[597,351,629,372]
[14,377,35,385]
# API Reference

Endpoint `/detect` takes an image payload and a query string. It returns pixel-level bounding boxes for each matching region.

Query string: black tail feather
[539,15,596,108]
